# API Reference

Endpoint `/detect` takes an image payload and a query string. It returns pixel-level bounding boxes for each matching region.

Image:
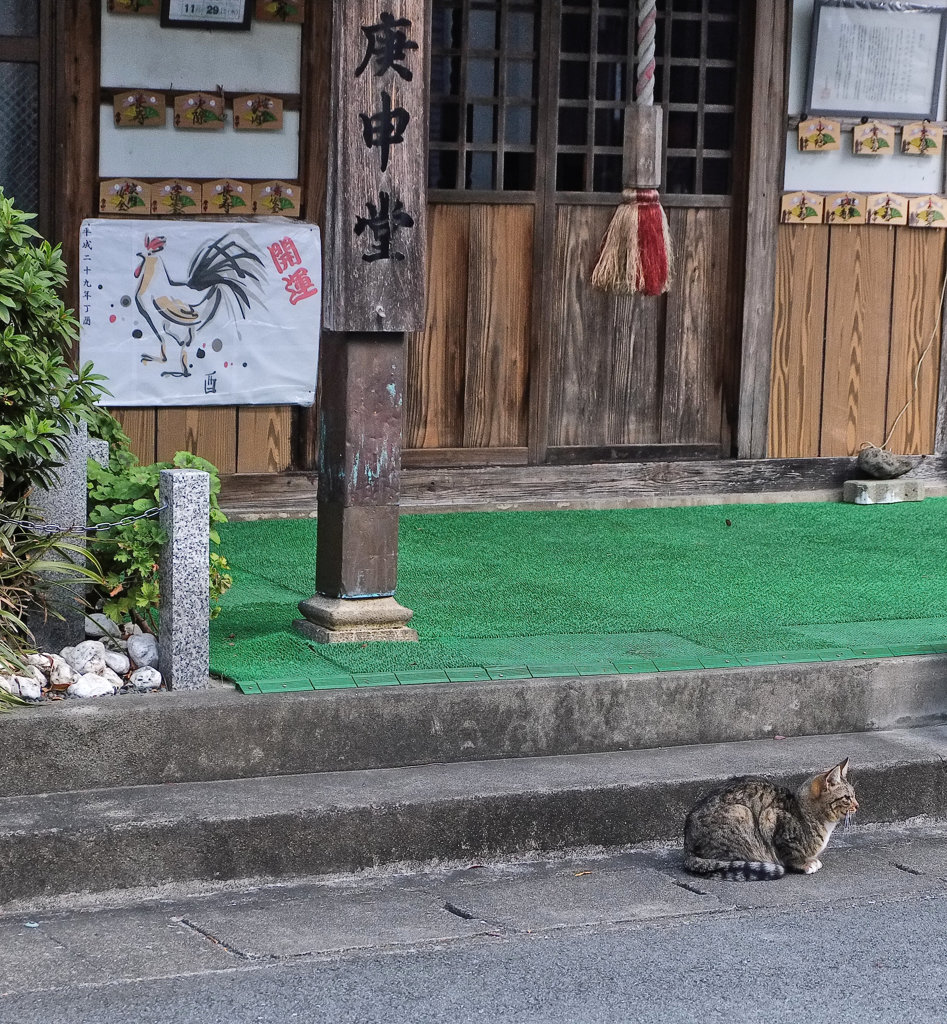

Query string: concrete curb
[1,726,944,904]
[2,657,945,796]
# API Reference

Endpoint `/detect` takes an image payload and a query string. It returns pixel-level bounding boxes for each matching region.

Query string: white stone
[85,612,121,639]
[20,665,46,686]
[129,666,162,691]
[25,653,51,674]
[103,649,130,676]
[63,640,107,676]
[127,633,159,669]
[67,673,117,698]
[46,654,75,690]
[122,622,143,638]
[99,666,126,690]
[59,646,76,665]
[0,675,43,700]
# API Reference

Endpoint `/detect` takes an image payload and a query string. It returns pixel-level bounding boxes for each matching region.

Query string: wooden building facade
[5,0,947,506]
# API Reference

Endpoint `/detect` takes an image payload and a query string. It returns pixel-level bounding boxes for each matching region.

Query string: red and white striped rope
[635,0,657,106]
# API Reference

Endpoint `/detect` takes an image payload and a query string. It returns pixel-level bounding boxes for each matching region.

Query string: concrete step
[1,725,945,904]
[3,655,946,796]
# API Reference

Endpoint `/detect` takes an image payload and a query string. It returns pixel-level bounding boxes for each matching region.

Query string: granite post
[158,469,209,690]
[29,421,88,652]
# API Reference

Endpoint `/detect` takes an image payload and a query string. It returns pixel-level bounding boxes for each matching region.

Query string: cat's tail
[683,855,785,881]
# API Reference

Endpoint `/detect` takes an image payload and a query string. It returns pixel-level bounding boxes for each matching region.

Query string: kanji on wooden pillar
[296,1,428,644]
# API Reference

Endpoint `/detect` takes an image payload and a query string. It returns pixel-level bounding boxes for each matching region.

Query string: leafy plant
[0,496,103,707]
[0,188,106,501]
[86,415,232,633]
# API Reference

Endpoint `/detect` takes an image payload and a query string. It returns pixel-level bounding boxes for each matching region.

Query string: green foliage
[0,189,106,501]
[0,495,103,706]
[87,418,232,633]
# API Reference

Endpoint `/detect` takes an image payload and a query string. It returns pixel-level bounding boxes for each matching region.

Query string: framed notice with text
[805,0,947,119]
[160,0,252,30]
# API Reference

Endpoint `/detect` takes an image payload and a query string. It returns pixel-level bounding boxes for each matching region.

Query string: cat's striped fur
[683,759,857,881]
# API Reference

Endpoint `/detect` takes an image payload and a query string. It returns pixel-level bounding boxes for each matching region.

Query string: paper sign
[78,219,321,406]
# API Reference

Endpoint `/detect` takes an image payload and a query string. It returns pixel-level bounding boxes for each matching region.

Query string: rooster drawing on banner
[134,233,264,377]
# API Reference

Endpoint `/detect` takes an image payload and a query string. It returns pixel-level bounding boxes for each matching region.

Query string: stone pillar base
[294,595,418,644]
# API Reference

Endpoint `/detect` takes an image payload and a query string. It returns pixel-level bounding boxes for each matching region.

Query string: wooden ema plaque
[866,193,907,225]
[251,181,302,217]
[232,94,284,132]
[780,191,824,225]
[255,0,305,22]
[852,120,895,156]
[901,121,943,157]
[174,92,226,131]
[323,1,428,332]
[824,193,866,225]
[797,117,840,152]
[99,179,151,215]
[202,180,251,214]
[909,195,947,228]
[151,180,201,215]
[113,90,167,127]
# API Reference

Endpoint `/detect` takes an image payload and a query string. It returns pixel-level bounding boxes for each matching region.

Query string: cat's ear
[838,758,850,780]
[809,775,824,798]
[824,762,846,787]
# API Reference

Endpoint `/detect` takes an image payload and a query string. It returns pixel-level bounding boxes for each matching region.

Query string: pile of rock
[0,614,166,702]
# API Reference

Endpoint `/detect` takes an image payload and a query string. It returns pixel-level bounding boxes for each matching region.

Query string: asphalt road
[2,822,945,1024]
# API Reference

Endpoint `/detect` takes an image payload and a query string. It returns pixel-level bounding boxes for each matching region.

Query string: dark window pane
[702,157,731,195]
[706,66,735,104]
[469,8,498,49]
[704,111,733,149]
[707,20,737,60]
[506,104,534,144]
[670,19,701,58]
[0,1,37,36]
[508,11,537,53]
[561,11,590,51]
[559,59,590,99]
[668,65,699,102]
[671,0,702,12]
[667,110,697,148]
[468,57,497,98]
[431,55,462,97]
[467,151,496,189]
[596,60,626,102]
[503,151,534,190]
[556,152,586,191]
[431,101,461,142]
[507,59,534,99]
[429,149,459,189]
[431,6,462,49]
[708,0,738,13]
[665,155,696,194]
[0,62,39,215]
[594,107,623,147]
[558,105,587,145]
[593,153,622,192]
[467,103,497,143]
[597,13,627,56]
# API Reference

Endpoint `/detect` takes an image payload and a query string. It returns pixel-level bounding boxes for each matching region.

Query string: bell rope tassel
[591,188,671,297]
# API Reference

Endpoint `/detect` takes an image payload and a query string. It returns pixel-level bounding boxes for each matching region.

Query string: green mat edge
[229,643,944,693]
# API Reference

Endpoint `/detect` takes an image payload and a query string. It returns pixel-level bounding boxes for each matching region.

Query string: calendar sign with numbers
[160,0,252,30]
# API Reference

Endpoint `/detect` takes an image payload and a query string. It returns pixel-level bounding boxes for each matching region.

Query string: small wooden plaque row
[114,91,284,131]
[99,179,302,217]
[781,191,947,228]
[798,118,943,157]
[108,0,305,22]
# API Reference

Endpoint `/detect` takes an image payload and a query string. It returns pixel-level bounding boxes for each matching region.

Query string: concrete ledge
[0,726,944,903]
[1,656,945,796]
[843,479,924,504]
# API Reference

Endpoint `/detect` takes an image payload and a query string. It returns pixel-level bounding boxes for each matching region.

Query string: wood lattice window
[556,0,741,197]
[429,0,541,191]
[0,1,43,219]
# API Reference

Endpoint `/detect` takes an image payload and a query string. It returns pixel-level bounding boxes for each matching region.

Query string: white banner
[78,218,321,406]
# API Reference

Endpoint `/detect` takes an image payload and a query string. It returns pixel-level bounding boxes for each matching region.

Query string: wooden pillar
[295,0,428,644]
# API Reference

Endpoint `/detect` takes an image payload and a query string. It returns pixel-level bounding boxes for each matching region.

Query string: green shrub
[0,189,105,501]
[87,415,232,633]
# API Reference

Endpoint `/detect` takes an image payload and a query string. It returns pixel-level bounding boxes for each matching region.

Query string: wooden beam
[736,0,790,459]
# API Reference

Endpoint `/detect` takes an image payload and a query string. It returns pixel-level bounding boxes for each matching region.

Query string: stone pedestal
[29,421,88,652]
[158,469,210,689]
[294,331,417,644]
[843,479,925,505]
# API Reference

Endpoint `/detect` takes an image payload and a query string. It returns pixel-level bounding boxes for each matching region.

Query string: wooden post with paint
[295,1,427,643]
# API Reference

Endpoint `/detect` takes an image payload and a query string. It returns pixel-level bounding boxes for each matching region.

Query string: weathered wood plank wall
[769,224,945,458]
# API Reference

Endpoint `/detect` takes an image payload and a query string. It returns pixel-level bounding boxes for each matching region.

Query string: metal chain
[0,504,167,535]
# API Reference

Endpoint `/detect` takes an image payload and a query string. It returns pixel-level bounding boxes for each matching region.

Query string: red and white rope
[635,0,657,106]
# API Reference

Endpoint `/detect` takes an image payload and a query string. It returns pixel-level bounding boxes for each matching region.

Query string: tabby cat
[683,759,857,881]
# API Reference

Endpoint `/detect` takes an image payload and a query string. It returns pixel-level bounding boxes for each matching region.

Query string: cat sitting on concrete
[683,759,857,881]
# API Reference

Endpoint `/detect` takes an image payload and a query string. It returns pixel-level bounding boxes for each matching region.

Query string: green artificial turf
[208,499,947,688]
